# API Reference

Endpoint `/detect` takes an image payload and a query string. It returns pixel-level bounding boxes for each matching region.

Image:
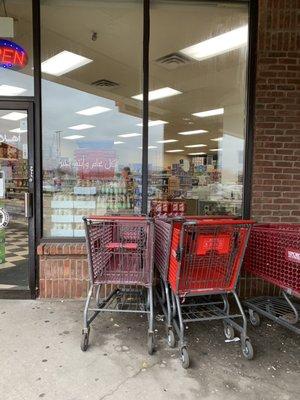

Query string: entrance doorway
[0,102,36,298]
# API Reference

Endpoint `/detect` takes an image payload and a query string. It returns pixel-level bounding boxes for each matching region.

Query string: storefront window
[0,0,34,96]
[146,1,248,216]
[41,0,143,237]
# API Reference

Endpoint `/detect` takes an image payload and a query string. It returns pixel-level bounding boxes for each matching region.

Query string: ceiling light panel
[41,50,92,76]
[63,135,85,140]
[210,137,223,142]
[132,87,182,101]
[157,139,178,144]
[68,124,95,130]
[184,144,206,148]
[165,149,184,153]
[188,152,206,156]
[193,108,224,118]
[210,148,223,151]
[9,128,27,133]
[180,25,248,61]
[1,112,27,121]
[76,106,111,115]
[0,85,26,96]
[113,141,124,144]
[178,129,208,135]
[137,120,168,127]
[118,133,142,138]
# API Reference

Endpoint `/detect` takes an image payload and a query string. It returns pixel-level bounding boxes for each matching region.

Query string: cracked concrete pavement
[0,299,299,400]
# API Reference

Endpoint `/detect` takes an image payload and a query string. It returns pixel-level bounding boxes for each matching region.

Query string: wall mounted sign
[0,39,28,70]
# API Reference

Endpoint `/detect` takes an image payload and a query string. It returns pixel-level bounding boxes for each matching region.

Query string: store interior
[0,0,249,238]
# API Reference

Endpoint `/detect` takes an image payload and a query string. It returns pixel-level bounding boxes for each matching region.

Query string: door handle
[24,192,32,218]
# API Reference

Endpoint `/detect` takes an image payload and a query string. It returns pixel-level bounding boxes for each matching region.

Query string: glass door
[0,106,33,294]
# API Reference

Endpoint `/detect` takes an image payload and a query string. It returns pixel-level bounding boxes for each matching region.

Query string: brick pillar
[251,0,300,223]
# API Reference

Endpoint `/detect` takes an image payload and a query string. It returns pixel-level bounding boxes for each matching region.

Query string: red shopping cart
[81,216,155,354]
[154,217,254,368]
[243,224,300,334]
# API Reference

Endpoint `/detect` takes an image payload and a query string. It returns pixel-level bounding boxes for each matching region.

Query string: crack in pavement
[98,361,160,400]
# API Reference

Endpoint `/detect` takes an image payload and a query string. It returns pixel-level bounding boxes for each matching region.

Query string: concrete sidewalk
[0,300,299,400]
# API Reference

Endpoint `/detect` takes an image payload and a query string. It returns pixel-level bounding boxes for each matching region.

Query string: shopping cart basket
[154,217,254,368]
[81,216,155,354]
[243,224,300,334]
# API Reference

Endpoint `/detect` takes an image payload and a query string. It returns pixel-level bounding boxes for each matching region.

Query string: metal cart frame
[155,217,254,368]
[81,216,155,354]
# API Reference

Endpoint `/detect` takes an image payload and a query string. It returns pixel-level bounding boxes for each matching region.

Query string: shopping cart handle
[84,215,149,221]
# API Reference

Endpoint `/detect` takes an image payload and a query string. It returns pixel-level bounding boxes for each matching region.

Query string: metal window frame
[0,0,258,297]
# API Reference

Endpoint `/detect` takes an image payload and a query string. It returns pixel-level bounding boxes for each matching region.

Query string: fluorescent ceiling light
[114,141,124,144]
[193,108,224,118]
[138,145,158,149]
[68,124,95,130]
[76,106,111,116]
[132,87,182,101]
[180,25,248,61]
[137,120,168,127]
[210,148,223,151]
[0,85,26,96]
[188,152,206,156]
[210,137,223,142]
[1,112,27,121]
[9,128,27,133]
[166,149,184,153]
[63,135,85,140]
[118,133,142,138]
[41,50,92,76]
[178,129,208,136]
[184,144,206,148]
[157,139,178,144]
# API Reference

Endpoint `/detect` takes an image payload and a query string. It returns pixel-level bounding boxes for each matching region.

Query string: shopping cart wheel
[180,347,190,369]
[167,330,176,348]
[241,339,254,360]
[81,331,90,352]
[147,333,155,355]
[224,324,235,340]
[249,310,261,327]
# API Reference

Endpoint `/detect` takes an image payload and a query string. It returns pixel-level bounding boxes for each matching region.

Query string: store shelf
[51,200,96,209]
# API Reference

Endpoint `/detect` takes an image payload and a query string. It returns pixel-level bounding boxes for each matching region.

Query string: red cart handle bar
[85,215,149,221]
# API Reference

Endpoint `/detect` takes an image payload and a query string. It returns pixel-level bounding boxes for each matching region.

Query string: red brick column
[251,0,300,223]
[37,243,89,298]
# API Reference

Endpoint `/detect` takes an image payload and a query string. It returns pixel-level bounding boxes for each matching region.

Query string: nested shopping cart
[243,223,300,334]
[81,216,155,354]
[155,217,254,368]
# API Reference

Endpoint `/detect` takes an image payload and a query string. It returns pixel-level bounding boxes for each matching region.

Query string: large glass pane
[0,109,29,290]
[41,0,143,237]
[0,0,34,96]
[147,1,249,216]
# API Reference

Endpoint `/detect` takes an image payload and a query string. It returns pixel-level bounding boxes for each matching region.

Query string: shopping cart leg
[171,291,177,318]
[81,284,94,352]
[95,284,102,307]
[174,294,190,369]
[164,282,175,348]
[233,290,254,360]
[222,294,235,340]
[147,285,155,355]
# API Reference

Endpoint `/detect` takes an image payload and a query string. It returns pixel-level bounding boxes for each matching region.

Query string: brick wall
[37,243,89,298]
[251,0,300,223]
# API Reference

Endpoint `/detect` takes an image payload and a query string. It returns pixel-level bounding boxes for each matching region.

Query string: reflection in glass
[147,1,249,216]
[41,0,143,237]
